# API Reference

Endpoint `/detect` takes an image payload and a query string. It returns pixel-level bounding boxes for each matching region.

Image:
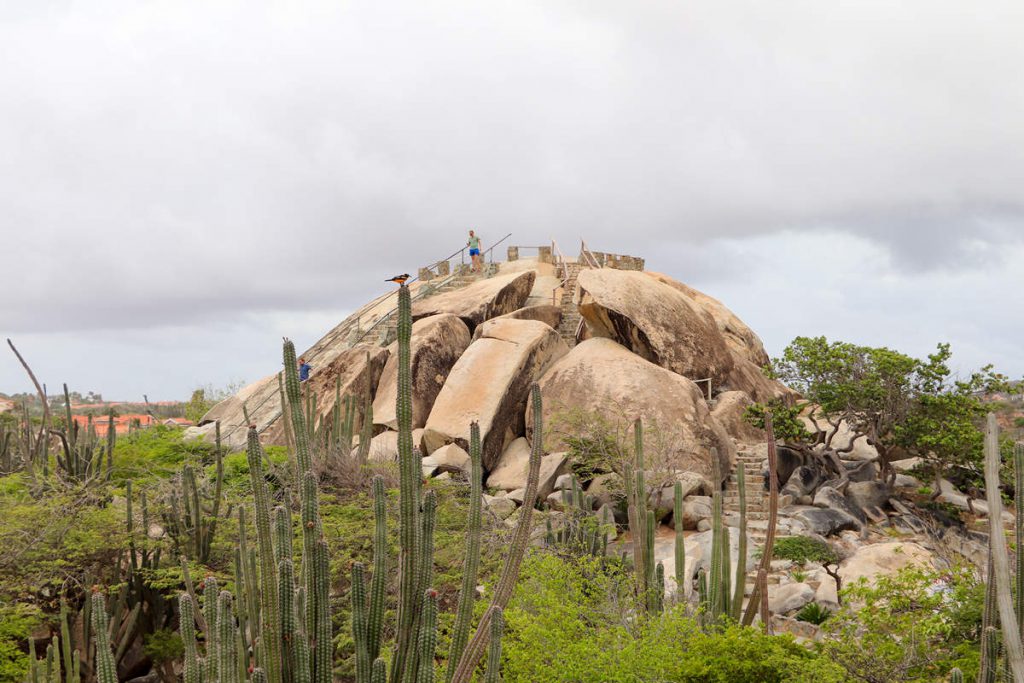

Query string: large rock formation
[372,314,471,430]
[411,270,536,331]
[422,318,568,469]
[576,269,734,385]
[527,338,734,486]
[472,305,562,339]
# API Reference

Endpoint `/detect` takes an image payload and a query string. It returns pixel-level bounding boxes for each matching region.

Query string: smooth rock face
[421,443,471,475]
[722,356,795,404]
[768,583,816,615]
[668,495,712,530]
[482,494,517,520]
[813,486,866,527]
[365,431,399,462]
[576,269,734,384]
[845,481,892,515]
[792,506,861,536]
[411,270,536,332]
[780,466,822,502]
[422,319,568,468]
[528,338,735,486]
[839,541,934,589]
[710,390,766,444]
[644,272,769,367]
[473,305,563,340]
[373,314,471,430]
[653,525,757,598]
[485,438,567,499]
[265,343,390,446]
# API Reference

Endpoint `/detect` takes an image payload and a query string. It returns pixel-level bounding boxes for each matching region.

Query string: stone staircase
[722,448,769,544]
[556,262,585,346]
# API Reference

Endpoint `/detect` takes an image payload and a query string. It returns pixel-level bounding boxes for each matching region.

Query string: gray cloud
[2,0,1023,396]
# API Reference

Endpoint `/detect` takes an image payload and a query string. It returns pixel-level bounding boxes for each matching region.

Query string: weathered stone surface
[585,472,622,509]
[670,495,712,530]
[644,272,769,367]
[769,583,816,615]
[576,269,734,384]
[485,439,567,499]
[473,305,563,340]
[554,473,575,491]
[652,525,757,599]
[813,486,865,527]
[845,481,891,515]
[423,319,568,468]
[838,541,935,589]
[780,466,822,503]
[792,506,861,537]
[722,355,796,404]
[528,338,735,486]
[421,443,471,475]
[412,270,536,331]
[483,494,517,520]
[365,431,399,462]
[710,390,766,444]
[373,314,471,430]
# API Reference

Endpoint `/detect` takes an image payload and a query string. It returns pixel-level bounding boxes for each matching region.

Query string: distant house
[71,413,156,437]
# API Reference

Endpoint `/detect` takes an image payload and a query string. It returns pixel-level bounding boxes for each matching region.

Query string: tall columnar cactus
[446,422,483,683]
[948,667,963,683]
[743,412,780,630]
[368,477,388,665]
[483,608,504,683]
[982,413,1024,680]
[731,465,748,621]
[450,383,544,683]
[179,594,202,683]
[247,428,284,683]
[90,591,117,683]
[673,481,687,602]
[353,562,372,682]
[417,589,439,683]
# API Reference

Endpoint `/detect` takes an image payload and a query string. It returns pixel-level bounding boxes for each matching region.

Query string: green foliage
[772,536,839,566]
[501,553,846,682]
[795,602,832,626]
[821,564,983,682]
[143,628,184,664]
[111,425,218,484]
[744,400,812,444]
[761,336,1013,478]
[0,603,41,683]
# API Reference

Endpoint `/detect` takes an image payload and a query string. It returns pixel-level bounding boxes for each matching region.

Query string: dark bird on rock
[385,274,410,284]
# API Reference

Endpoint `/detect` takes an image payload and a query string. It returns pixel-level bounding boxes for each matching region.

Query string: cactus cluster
[163,422,227,565]
[53,384,116,484]
[624,419,663,612]
[695,447,747,625]
[545,475,612,558]
[975,415,1024,681]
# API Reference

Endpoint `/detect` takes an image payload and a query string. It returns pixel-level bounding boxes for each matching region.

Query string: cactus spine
[90,591,117,683]
[450,383,544,683]
[483,608,504,683]
[392,282,422,683]
[179,593,202,683]
[673,481,687,601]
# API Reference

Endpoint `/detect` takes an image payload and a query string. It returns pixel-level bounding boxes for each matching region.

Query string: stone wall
[584,250,645,271]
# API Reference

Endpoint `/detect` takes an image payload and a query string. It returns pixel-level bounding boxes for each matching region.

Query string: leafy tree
[821,564,983,682]
[748,336,1011,485]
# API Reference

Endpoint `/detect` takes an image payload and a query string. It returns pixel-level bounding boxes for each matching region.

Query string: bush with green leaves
[0,603,41,682]
[795,602,832,626]
[772,536,839,566]
[820,564,983,682]
[501,552,847,682]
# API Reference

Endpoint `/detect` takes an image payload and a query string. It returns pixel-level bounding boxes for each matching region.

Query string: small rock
[792,507,861,537]
[482,494,517,520]
[421,443,471,475]
[813,486,865,527]
[768,583,816,615]
[507,488,527,505]
[554,473,575,491]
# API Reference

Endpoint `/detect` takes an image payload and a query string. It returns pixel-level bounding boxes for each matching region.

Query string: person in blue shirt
[298,357,312,382]
[467,230,482,273]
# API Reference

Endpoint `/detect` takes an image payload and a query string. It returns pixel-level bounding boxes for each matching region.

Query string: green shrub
[795,602,832,625]
[501,553,847,682]
[0,603,42,683]
[772,536,838,566]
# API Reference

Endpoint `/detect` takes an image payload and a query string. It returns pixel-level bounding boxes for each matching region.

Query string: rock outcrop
[527,338,734,486]
[422,318,568,469]
[710,390,766,444]
[372,314,471,429]
[576,269,734,384]
[411,270,536,331]
[472,305,562,339]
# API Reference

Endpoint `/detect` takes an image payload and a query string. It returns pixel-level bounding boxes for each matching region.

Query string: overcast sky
[2,0,1022,400]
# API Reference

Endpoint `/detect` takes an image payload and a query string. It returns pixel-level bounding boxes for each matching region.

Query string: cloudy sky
[2,0,1022,400]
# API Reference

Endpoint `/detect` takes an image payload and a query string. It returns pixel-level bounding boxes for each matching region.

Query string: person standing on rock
[467,230,482,273]
[298,356,312,382]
